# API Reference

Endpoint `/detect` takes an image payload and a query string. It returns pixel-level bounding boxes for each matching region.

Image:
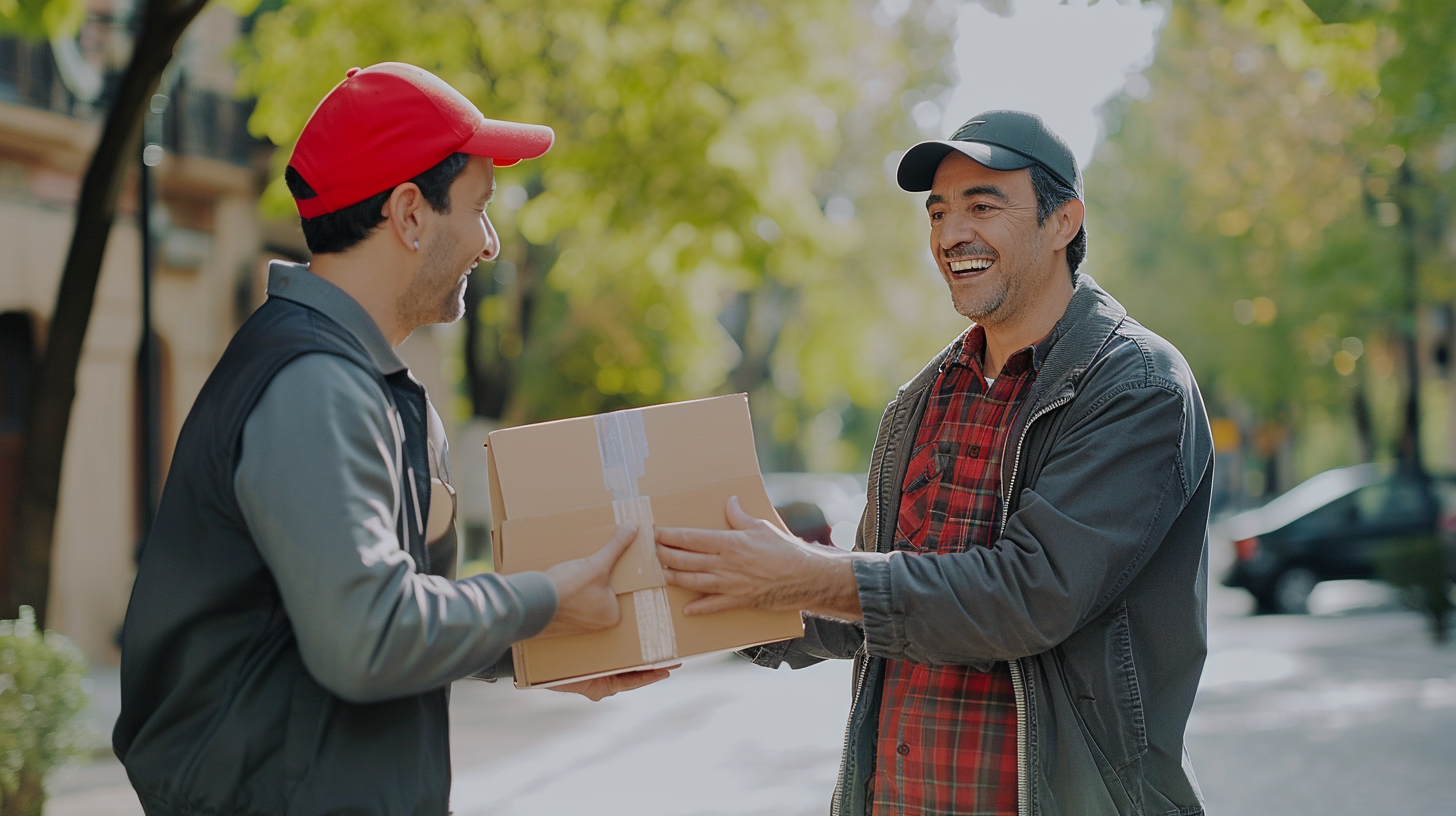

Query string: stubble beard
[947,232,1047,328]
[951,275,1010,325]
[398,238,469,331]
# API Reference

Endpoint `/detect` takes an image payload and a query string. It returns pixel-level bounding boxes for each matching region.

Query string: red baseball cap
[287,62,554,219]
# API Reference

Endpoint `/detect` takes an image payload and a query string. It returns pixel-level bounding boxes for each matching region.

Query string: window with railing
[0,34,261,168]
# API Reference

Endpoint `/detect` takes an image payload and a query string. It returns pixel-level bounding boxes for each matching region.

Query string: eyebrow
[925,184,1011,210]
[480,181,496,206]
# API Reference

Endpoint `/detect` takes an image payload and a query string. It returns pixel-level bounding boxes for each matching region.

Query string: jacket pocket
[1059,600,1148,771]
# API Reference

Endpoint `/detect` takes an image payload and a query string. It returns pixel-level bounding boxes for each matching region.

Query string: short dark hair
[1029,163,1086,275]
[285,152,472,255]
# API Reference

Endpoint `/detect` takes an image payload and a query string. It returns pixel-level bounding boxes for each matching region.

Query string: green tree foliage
[0,0,82,38]
[1089,0,1456,485]
[0,607,89,816]
[240,0,966,471]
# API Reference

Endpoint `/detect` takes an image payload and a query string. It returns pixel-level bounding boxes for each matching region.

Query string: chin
[952,296,1000,322]
[436,303,467,325]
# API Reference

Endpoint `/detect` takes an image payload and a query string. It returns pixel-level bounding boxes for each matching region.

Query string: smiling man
[113,63,666,815]
[657,111,1214,816]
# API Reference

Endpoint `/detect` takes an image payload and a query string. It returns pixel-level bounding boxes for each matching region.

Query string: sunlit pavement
[45,577,1456,815]
[1188,580,1456,814]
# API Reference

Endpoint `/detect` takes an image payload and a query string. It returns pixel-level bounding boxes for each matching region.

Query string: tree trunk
[0,766,45,816]
[2,0,211,625]
[1351,379,1375,463]
[1394,162,1424,477]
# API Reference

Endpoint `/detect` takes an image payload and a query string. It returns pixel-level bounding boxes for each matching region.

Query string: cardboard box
[486,394,805,688]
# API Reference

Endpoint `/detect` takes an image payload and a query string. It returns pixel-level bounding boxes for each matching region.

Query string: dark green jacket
[750,275,1213,816]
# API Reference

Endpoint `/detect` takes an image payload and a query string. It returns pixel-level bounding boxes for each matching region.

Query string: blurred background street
[5,0,1456,812]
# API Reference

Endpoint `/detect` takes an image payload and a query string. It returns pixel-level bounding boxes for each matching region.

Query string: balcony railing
[0,35,262,168]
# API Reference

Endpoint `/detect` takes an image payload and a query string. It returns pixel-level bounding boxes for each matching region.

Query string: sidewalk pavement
[44,580,1456,815]
[45,654,851,816]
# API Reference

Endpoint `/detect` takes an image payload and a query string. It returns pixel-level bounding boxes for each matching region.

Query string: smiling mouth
[947,258,994,274]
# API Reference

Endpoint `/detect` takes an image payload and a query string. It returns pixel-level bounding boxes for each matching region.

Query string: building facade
[0,4,273,662]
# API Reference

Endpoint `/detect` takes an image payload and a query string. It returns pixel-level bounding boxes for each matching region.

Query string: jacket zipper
[835,394,904,816]
[1000,394,1072,816]
[831,648,872,816]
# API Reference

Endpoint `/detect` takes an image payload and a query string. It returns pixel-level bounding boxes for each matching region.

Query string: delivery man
[113,63,666,815]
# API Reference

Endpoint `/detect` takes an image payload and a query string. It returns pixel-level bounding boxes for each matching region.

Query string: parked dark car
[1220,464,1456,614]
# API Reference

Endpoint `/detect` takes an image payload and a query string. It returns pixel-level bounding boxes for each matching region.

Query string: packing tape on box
[597,409,678,664]
[596,410,649,501]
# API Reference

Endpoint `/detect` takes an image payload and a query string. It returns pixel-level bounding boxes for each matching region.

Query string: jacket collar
[897,273,1127,404]
[264,261,408,376]
[1032,273,1128,404]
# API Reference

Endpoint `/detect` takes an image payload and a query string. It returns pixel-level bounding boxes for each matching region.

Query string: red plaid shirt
[871,324,1055,816]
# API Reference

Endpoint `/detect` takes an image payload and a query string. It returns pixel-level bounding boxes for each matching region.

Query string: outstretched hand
[540,523,638,638]
[655,496,867,619]
[549,665,678,702]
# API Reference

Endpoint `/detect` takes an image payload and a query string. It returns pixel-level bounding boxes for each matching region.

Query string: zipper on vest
[999,393,1071,816]
[408,466,425,538]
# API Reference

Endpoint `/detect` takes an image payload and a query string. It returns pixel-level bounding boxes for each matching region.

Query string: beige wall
[0,104,264,662]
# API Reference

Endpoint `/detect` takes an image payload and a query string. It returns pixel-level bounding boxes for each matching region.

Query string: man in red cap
[113,63,663,814]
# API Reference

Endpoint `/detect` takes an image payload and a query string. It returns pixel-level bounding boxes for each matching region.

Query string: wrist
[799,548,883,621]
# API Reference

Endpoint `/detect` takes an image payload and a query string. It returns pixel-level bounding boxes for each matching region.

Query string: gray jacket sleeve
[235,353,557,703]
[854,382,1196,668]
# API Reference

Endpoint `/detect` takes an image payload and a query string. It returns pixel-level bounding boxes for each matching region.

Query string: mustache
[943,243,997,260]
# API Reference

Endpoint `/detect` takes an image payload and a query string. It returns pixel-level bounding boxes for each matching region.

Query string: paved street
[1188,581,1456,814]
[45,575,1456,815]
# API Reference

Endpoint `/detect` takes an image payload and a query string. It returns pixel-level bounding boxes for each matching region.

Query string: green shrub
[0,607,90,816]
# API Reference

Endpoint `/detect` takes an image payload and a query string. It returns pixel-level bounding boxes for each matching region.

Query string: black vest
[114,296,450,816]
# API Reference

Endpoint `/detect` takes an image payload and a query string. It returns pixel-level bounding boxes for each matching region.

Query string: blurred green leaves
[0,607,89,814]
[1092,0,1456,484]
[0,0,83,39]
[241,0,965,470]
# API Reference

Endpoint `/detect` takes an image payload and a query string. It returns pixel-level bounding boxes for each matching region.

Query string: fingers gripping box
[485,394,805,688]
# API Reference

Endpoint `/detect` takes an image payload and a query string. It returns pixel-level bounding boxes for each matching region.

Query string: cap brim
[896,140,1035,192]
[461,118,555,167]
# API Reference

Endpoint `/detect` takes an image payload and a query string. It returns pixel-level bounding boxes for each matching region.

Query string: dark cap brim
[896,140,1036,192]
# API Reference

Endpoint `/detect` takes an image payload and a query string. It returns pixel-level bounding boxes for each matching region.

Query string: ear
[381,182,428,252]
[1049,198,1085,252]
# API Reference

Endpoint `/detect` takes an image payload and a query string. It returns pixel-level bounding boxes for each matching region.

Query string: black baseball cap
[896,110,1081,198]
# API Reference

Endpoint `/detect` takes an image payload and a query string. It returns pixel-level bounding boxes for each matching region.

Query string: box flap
[500,504,663,595]
[635,395,763,499]
[487,444,506,570]
[485,394,762,521]
[487,417,612,520]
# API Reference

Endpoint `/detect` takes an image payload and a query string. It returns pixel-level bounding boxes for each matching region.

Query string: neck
[981,270,1075,376]
[307,251,412,346]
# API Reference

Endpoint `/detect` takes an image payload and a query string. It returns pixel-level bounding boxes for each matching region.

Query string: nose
[938,212,977,254]
[480,213,500,262]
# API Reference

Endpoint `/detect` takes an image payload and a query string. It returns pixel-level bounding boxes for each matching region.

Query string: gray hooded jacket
[749,275,1213,816]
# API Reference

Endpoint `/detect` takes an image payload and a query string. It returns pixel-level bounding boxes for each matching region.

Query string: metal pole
[136,94,166,549]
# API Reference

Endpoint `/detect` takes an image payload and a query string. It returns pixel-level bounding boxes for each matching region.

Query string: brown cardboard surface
[501,505,663,595]
[485,394,804,687]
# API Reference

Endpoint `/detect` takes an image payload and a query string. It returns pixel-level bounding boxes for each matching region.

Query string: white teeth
[948,258,993,272]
